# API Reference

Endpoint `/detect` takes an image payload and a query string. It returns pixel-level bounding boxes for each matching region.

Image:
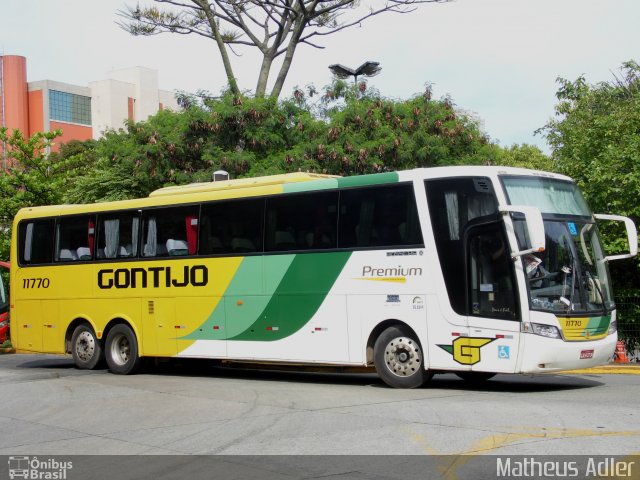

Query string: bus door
[12,267,45,351]
[465,221,521,373]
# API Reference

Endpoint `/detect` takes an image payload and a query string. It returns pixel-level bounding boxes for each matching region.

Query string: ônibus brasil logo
[8,456,72,480]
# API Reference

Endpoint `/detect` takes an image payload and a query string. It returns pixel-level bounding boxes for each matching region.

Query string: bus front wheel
[71,324,103,370]
[374,326,430,388]
[105,324,143,375]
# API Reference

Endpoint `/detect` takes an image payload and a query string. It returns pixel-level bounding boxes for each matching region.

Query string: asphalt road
[1,352,639,457]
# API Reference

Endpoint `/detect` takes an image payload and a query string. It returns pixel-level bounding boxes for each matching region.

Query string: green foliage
[492,144,554,171]
[43,82,552,201]
[0,128,88,260]
[541,60,640,293]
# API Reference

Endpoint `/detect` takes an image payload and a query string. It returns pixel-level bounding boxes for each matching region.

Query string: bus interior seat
[274,231,296,250]
[304,232,331,249]
[76,247,92,260]
[166,239,188,256]
[231,237,255,253]
[355,224,378,246]
[59,249,78,261]
[143,243,168,257]
[207,236,224,253]
[398,222,407,242]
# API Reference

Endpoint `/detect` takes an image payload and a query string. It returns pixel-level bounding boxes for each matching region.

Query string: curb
[561,364,640,375]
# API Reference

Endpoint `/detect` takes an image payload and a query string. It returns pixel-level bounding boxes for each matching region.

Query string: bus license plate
[580,349,594,359]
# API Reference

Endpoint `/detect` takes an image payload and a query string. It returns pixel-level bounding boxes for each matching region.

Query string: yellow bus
[10,168,637,388]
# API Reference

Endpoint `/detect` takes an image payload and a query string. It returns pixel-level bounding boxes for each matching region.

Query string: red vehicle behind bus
[0,261,9,344]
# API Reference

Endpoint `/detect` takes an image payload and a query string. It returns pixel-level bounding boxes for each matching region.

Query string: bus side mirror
[499,205,546,258]
[594,214,638,261]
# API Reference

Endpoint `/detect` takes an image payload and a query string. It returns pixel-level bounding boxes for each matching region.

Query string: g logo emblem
[438,337,494,365]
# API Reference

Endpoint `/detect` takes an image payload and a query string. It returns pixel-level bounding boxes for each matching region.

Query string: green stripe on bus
[586,315,611,335]
[336,172,399,189]
[282,172,400,194]
[182,255,296,340]
[283,178,339,193]
[228,251,351,341]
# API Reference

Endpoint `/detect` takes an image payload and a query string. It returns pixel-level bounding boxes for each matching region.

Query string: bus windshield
[501,176,591,217]
[502,176,615,314]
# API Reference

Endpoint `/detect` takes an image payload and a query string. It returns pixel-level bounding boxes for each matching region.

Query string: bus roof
[149,172,339,197]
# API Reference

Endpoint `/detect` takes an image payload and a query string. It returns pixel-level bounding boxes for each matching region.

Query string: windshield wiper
[560,236,578,312]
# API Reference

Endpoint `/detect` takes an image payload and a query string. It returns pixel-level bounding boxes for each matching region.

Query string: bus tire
[105,324,143,375]
[374,326,430,388]
[71,324,104,370]
[455,371,496,382]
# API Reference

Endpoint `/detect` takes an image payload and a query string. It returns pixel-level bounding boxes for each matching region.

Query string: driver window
[468,226,518,320]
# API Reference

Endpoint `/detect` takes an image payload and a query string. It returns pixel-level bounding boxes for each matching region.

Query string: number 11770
[22,278,50,289]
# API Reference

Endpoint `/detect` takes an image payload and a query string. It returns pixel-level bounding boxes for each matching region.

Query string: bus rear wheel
[374,326,430,388]
[71,324,103,370]
[105,324,143,375]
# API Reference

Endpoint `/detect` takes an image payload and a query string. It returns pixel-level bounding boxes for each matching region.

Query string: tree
[491,143,553,171]
[118,0,448,98]
[541,60,640,291]
[0,128,72,259]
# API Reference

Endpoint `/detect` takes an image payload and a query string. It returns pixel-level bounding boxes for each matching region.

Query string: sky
[2,0,639,153]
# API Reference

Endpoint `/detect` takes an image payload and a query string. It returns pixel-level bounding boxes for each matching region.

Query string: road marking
[560,366,640,375]
[408,427,640,480]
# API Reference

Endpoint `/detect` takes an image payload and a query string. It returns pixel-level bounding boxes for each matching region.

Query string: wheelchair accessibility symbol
[498,345,510,360]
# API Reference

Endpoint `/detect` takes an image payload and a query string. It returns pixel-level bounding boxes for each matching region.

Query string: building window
[49,90,92,125]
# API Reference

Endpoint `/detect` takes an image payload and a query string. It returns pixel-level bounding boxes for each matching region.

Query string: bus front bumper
[519,332,617,373]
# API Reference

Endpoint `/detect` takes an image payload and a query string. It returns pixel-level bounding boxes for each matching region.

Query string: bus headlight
[521,322,562,339]
[608,320,617,335]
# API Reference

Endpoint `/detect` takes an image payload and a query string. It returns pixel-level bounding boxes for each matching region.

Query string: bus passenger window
[265,191,338,252]
[142,206,199,258]
[96,213,140,259]
[199,198,264,255]
[19,219,55,265]
[338,184,422,249]
[55,216,95,262]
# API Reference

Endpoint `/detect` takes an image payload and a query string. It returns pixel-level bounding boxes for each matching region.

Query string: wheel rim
[110,333,130,366]
[75,331,95,362]
[384,336,422,377]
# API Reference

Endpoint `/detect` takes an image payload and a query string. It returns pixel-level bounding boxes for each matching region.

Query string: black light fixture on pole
[328,61,381,84]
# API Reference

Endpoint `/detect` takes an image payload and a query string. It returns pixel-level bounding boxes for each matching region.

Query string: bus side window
[425,177,498,316]
[142,206,199,258]
[338,184,423,249]
[265,191,338,252]
[19,219,55,265]
[96,213,140,259]
[199,198,264,255]
[54,216,96,262]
